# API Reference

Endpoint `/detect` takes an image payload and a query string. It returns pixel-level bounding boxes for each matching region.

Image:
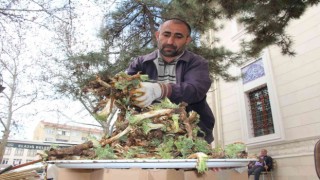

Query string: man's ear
[186,36,192,45]
[155,31,160,40]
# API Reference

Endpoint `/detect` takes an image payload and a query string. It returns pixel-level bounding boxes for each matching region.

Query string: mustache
[163,44,176,49]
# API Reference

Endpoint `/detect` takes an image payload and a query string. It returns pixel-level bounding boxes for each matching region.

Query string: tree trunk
[0,129,10,163]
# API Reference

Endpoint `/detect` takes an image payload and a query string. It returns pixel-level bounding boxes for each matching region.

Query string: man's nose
[167,36,174,44]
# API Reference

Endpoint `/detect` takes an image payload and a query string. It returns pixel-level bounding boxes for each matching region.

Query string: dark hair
[162,18,191,35]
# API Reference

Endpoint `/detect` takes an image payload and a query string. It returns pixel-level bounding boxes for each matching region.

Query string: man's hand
[131,82,162,108]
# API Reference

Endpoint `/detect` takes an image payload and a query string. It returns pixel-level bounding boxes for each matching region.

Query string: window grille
[1,158,9,164]
[248,86,275,137]
[26,159,34,163]
[14,148,24,156]
[27,149,37,157]
[4,147,12,155]
[13,159,22,165]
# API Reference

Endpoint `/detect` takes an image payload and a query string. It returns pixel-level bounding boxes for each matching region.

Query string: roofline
[39,120,103,134]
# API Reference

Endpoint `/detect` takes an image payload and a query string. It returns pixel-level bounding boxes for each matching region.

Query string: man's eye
[175,34,184,38]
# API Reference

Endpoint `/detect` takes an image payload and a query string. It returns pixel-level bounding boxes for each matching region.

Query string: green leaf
[224,143,246,158]
[171,114,180,133]
[193,138,212,154]
[94,145,117,159]
[195,152,209,173]
[174,136,194,158]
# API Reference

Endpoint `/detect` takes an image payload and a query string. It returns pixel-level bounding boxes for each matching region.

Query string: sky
[0,1,113,140]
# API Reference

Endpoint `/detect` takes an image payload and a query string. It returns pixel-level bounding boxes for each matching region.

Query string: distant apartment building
[1,139,76,166]
[33,120,103,143]
[1,120,103,166]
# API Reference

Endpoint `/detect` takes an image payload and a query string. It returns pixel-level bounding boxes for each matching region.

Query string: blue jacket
[127,50,215,143]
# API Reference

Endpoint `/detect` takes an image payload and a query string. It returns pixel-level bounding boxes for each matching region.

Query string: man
[248,149,273,180]
[126,18,215,143]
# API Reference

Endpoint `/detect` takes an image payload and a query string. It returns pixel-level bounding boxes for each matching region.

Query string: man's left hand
[131,82,162,108]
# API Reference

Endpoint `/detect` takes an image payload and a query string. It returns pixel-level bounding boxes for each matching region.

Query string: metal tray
[48,159,252,169]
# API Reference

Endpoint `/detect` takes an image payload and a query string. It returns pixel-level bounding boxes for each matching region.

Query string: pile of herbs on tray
[42,72,247,173]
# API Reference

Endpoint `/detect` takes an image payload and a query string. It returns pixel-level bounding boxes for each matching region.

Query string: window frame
[2,158,9,164]
[238,49,285,146]
[231,18,246,41]
[4,147,12,155]
[13,159,22,165]
[14,148,25,156]
[27,149,37,157]
[45,128,55,134]
[26,159,34,163]
[248,85,275,137]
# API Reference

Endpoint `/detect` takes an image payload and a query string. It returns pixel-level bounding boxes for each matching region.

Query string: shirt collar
[142,50,191,63]
[157,50,185,63]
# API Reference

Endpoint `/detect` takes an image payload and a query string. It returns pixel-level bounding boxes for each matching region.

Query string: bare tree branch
[0,118,8,131]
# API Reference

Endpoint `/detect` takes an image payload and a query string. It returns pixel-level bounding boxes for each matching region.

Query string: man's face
[260,149,267,156]
[155,20,192,59]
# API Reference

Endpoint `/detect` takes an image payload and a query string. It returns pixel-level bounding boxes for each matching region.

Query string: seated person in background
[248,149,273,180]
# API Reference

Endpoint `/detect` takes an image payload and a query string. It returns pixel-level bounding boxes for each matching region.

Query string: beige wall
[207,4,320,180]
[33,120,103,143]
[33,123,44,141]
[269,6,320,141]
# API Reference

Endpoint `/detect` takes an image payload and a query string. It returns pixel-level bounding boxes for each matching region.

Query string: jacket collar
[142,50,192,63]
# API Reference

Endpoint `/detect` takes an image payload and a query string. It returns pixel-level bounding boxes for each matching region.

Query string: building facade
[205,4,320,179]
[1,121,103,166]
[33,120,103,143]
[1,139,76,166]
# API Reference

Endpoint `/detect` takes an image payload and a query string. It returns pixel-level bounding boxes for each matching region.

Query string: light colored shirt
[254,161,263,166]
[154,51,185,84]
[254,156,265,166]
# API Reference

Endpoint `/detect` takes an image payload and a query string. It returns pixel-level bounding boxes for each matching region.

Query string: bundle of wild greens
[45,72,214,173]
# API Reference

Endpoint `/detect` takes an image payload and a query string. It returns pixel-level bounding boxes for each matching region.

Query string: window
[45,128,55,134]
[14,148,24,156]
[27,149,37,157]
[45,137,54,141]
[238,49,284,145]
[4,147,12,155]
[26,159,34,163]
[248,86,275,137]
[57,130,70,136]
[2,158,9,164]
[56,139,68,142]
[13,159,22,165]
[71,131,79,136]
[231,18,246,41]
[241,58,265,84]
